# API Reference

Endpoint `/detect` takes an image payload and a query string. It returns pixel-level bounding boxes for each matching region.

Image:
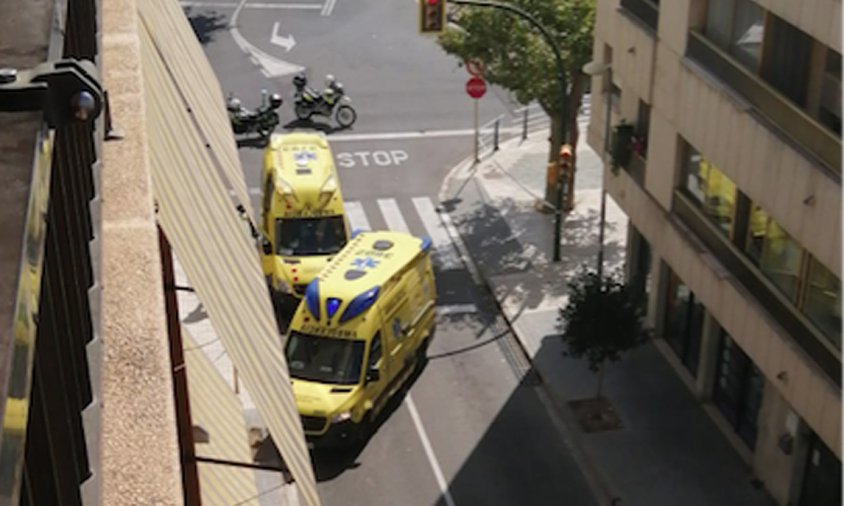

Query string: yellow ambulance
[259,132,350,299]
[285,230,436,446]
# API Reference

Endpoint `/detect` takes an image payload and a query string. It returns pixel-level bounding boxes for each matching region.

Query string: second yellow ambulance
[259,132,350,299]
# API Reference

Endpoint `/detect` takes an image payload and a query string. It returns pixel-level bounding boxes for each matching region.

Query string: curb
[436,134,620,506]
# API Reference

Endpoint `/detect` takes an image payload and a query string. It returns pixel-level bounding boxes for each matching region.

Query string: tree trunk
[565,74,586,212]
[543,74,587,212]
[544,113,563,207]
[595,359,606,400]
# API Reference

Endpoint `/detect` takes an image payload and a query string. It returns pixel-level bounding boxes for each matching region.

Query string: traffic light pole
[448,0,569,262]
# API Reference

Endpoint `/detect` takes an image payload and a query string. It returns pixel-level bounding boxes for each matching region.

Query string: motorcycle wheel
[336,105,357,128]
[295,103,312,121]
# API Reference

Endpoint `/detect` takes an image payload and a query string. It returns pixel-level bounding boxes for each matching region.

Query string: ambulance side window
[262,175,273,215]
[368,333,382,369]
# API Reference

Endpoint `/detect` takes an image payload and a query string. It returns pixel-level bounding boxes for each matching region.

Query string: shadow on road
[310,352,431,482]
[184,8,228,45]
[283,118,352,135]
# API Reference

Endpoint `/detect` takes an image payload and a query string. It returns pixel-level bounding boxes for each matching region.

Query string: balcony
[686,30,842,177]
[619,0,659,33]
[673,191,841,386]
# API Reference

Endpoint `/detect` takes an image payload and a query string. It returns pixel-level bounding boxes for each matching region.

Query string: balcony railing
[626,152,647,186]
[0,0,103,504]
[686,30,842,177]
[673,191,841,386]
[619,0,659,33]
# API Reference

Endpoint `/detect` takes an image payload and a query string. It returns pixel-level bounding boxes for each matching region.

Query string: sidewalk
[439,130,776,506]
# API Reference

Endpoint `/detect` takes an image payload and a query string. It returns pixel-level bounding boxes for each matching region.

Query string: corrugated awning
[136,1,320,505]
[182,330,261,506]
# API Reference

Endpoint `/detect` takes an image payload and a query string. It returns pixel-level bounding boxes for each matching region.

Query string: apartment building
[584,1,841,505]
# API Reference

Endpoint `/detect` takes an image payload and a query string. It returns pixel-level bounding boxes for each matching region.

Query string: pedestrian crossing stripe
[340,196,463,271]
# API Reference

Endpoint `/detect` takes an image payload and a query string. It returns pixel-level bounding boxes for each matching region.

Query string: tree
[438,0,595,207]
[557,268,650,399]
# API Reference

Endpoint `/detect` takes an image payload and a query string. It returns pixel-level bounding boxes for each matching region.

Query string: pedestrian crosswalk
[345,196,463,271]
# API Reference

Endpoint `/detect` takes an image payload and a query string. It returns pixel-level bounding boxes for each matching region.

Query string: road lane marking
[336,149,409,168]
[406,395,456,506]
[182,1,323,9]
[437,303,477,316]
[413,197,462,270]
[377,198,411,234]
[227,0,305,78]
[328,127,521,142]
[320,0,337,16]
[344,201,371,231]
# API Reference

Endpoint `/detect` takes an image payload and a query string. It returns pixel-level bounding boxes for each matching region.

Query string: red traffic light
[427,0,439,4]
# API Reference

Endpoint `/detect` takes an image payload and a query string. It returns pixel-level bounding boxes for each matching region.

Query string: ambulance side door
[364,332,391,418]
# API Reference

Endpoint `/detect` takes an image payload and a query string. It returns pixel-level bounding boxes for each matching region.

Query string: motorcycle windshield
[276,216,347,256]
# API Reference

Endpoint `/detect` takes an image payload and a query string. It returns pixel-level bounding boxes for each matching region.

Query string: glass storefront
[799,433,842,506]
[745,204,803,301]
[682,145,737,237]
[663,268,704,376]
[712,329,763,449]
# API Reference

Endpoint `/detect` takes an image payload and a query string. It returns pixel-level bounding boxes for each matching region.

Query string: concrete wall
[101,0,183,503]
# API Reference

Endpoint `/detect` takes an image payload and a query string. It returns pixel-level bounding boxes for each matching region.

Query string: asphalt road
[184,1,595,504]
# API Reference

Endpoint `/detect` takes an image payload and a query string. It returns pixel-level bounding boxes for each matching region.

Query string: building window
[745,204,803,301]
[804,258,841,349]
[760,15,813,107]
[705,0,765,70]
[682,144,737,237]
[819,49,842,135]
[712,329,763,449]
[663,268,704,376]
[799,433,842,506]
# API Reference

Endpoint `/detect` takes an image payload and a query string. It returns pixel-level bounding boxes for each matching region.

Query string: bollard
[522,107,528,141]
[493,118,500,151]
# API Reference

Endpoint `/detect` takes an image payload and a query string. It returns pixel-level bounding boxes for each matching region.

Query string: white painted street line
[228,0,304,78]
[320,0,337,16]
[182,1,323,9]
[406,395,456,506]
[344,201,371,231]
[437,303,478,316]
[328,127,521,142]
[336,149,409,168]
[376,198,410,233]
[413,197,462,270]
[270,21,296,52]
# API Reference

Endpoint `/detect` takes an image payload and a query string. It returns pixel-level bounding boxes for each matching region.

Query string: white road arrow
[270,22,296,52]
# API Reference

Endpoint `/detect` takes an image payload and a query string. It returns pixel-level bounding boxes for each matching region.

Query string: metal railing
[0,0,103,504]
[673,191,841,386]
[476,114,505,160]
[619,0,659,33]
[686,30,841,177]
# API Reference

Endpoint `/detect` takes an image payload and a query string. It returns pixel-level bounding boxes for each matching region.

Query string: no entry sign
[466,76,486,99]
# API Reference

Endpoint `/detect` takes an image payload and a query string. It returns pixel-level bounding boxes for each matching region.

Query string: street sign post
[465,58,485,77]
[465,76,486,98]
[466,76,486,162]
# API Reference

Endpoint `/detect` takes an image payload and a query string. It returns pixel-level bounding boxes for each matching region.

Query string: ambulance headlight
[331,411,352,423]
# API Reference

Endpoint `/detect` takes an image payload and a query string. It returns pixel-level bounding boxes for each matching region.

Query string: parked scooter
[291,73,357,129]
[227,89,283,140]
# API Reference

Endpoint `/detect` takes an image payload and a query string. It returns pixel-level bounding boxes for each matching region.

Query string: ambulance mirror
[365,367,380,384]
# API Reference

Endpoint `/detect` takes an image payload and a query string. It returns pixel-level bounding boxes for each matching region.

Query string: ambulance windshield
[276,216,347,256]
[285,331,365,384]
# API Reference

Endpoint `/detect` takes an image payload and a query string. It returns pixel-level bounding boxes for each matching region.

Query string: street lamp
[582,60,612,280]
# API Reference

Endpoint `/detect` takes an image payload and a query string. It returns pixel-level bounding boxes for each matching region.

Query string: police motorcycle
[291,73,357,129]
[226,89,283,140]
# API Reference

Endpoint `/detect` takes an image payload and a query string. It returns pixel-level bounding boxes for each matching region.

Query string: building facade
[585,1,842,505]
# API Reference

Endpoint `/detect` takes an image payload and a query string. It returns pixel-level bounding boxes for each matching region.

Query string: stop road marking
[336,149,409,168]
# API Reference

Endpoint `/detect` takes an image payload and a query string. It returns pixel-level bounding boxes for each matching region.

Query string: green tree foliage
[557,268,650,398]
[438,0,595,202]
